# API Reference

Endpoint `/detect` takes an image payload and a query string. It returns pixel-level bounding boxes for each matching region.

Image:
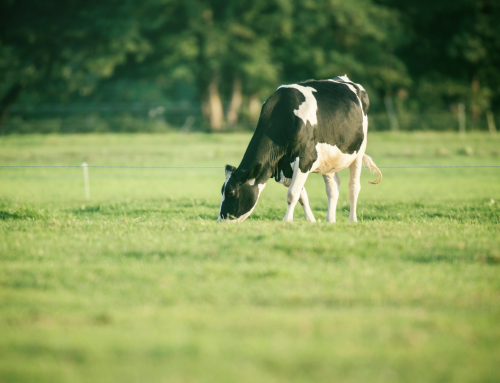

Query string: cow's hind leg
[323,172,340,222]
[348,156,363,222]
[298,187,316,222]
[283,158,310,222]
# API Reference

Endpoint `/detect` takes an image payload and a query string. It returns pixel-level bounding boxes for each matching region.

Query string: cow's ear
[246,162,263,181]
[225,164,236,178]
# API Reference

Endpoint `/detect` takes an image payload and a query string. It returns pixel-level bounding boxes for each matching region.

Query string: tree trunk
[226,76,242,127]
[0,83,22,130]
[206,74,224,132]
[471,76,481,121]
[201,98,211,122]
[249,94,261,123]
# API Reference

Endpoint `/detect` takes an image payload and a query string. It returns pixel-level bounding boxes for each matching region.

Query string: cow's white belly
[310,142,359,174]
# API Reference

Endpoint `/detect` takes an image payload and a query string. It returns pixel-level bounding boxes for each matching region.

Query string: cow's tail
[362,154,382,184]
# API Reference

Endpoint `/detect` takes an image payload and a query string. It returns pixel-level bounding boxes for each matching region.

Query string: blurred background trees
[1,0,499,133]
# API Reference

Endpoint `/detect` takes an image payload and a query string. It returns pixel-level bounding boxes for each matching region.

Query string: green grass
[0,132,499,383]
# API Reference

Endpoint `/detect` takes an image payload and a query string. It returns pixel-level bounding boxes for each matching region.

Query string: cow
[218,75,382,223]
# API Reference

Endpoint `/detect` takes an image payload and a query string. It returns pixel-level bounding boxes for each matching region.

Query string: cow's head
[218,163,266,222]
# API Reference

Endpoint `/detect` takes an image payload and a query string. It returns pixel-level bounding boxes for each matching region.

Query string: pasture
[0,132,499,383]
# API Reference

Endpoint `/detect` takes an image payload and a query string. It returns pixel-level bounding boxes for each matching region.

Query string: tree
[273,0,410,107]
[133,0,285,131]
[377,0,500,113]
[0,0,150,127]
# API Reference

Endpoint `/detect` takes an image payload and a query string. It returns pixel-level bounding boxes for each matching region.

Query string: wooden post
[384,96,399,132]
[486,111,497,135]
[81,162,90,200]
[458,103,466,138]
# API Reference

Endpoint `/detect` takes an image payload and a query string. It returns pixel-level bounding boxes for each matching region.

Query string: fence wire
[0,165,499,169]
[0,165,222,169]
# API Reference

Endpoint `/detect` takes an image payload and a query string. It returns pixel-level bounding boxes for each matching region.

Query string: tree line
[1,0,499,131]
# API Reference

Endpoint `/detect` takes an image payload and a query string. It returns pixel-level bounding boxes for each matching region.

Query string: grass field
[1,132,499,383]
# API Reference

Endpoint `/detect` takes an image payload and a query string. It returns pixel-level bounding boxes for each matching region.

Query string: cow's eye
[229,189,236,196]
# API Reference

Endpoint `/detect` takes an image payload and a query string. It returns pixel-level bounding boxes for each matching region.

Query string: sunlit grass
[0,132,499,383]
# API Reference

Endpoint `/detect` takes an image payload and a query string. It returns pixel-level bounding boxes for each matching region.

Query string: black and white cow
[218,75,382,223]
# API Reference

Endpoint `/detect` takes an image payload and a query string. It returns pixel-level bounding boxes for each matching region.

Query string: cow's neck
[237,131,283,184]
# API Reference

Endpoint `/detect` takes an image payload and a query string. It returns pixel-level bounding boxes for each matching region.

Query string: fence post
[384,96,399,132]
[458,103,466,138]
[81,162,90,200]
[486,111,497,135]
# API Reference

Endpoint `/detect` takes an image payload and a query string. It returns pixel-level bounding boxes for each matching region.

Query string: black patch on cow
[262,87,306,149]
[331,76,370,115]
[359,90,369,115]
[276,156,294,180]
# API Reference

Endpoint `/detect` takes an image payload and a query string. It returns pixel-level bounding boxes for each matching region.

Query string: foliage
[275,0,409,93]
[1,1,500,131]
[0,0,150,98]
[379,0,500,112]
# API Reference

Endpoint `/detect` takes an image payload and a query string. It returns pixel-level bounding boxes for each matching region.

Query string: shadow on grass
[0,209,45,220]
[124,251,172,260]
[2,198,497,224]
[70,198,220,217]
[404,253,467,264]
[354,200,499,223]
[10,344,87,363]
[402,252,500,265]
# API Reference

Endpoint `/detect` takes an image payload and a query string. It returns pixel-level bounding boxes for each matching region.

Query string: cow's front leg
[323,172,340,222]
[348,156,363,222]
[298,187,316,222]
[283,158,310,222]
